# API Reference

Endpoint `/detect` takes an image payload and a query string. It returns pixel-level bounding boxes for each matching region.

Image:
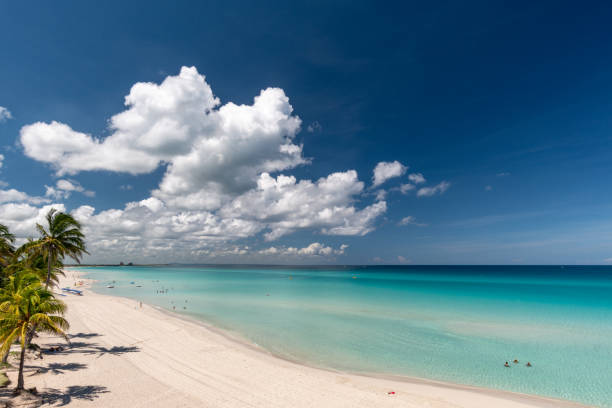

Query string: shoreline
[6,269,588,407]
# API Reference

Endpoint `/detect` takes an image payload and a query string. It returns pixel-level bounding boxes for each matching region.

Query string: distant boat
[106,285,115,288]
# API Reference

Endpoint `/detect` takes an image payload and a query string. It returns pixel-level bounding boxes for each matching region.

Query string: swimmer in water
[526,362,532,367]
[504,362,510,367]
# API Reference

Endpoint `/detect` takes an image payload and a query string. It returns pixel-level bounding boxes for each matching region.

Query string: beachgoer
[513,359,518,364]
[526,362,532,367]
[504,362,510,367]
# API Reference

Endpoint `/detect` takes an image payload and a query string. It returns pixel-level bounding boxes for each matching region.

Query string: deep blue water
[75,265,612,407]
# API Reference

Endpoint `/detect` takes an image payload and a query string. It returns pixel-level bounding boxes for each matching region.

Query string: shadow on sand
[68,332,102,340]
[41,385,109,406]
[27,362,88,376]
[49,341,140,357]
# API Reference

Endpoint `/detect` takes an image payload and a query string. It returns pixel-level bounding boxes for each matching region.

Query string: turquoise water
[76,265,612,407]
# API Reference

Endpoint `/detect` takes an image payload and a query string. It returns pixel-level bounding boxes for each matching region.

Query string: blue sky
[1,1,612,264]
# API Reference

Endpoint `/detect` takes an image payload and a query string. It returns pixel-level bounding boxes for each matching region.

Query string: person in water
[526,362,532,367]
[504,362,510,367]
[513,359,518,363]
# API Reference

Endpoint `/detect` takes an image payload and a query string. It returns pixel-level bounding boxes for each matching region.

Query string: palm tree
[0,272,69,391]
[4,250,65,289]
[0,224,15,271]
[25,209,88,289]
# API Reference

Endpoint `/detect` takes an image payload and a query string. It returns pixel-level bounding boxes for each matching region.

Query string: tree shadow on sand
[41,385,109,406]
[93,345,139,357]
[68,332,101,340]
[27,362,88,376]
[50,342,140,357]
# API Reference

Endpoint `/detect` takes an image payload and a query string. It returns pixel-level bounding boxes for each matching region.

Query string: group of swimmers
[504,359,532,367]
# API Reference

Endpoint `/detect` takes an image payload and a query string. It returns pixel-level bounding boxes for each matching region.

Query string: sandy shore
[2,270,589,408]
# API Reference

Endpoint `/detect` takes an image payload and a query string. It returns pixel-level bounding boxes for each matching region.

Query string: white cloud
[399,183,415,194]
[45,179,94,200]
[497,172,510,177]
[372,161,407,187]
[21,67,306,212]
[0,154,4,168]
[221,171,386,240]
[375,189,387,200]
[258,242,348,257]
[417,181,450,197]
[0,188,49,205]
[397,255,410,264]
[398,216,427,227]
[0,203,65,243]
[120,184,133,190]
[408,173,425,184]
[0,107,11,122]
[14,67,394,262]
[485,185,492,191]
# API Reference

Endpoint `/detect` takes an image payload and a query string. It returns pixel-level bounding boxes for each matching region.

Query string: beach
[0,270,588,407]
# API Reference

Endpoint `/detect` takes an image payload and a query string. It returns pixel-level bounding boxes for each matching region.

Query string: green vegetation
[0,372,9,388]
[0,272,70,390]
[21,209,88,289]
[0,209,87,392]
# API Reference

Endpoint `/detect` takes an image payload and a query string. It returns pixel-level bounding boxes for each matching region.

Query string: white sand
[4,270,588,407]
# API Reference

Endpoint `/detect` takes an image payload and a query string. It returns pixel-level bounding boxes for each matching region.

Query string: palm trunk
[16,342,25,391]
[1,348,8,365]
[45,249,53,289]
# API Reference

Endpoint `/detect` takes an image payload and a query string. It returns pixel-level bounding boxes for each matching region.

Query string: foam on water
[77,265,612,407]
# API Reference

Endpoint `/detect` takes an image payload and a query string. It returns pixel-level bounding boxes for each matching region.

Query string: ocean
[76,265,612,407]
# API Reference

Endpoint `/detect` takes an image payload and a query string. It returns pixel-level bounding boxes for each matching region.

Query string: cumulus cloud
[221,171,386,240]
[21,67,306,211]
[0,107,11,122]
[13,67,394,262]
[0,188,49,205]
[372,161,407,187]
[0,203,65,242]
[45,179,94,200]
[0,154,4,169]
[258,242,348,257]
[417,181,450,197]
[399,183,415,194]
[408,173,426,184]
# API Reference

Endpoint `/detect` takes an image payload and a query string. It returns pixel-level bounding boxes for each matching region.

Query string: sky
[1,1,612,265]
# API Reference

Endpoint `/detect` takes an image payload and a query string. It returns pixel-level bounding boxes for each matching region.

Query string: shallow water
[76,265,612,407]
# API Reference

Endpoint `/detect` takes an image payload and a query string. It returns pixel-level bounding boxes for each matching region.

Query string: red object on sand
[388,391,395,395]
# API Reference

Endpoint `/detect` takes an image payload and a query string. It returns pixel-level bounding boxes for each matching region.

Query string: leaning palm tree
[0,272,69,391]
[24,209,88,289]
